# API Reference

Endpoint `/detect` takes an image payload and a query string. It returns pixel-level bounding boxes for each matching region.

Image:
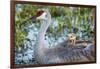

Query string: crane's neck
[35,14,51,63]
[38,20,50,42]
[37,14,51,46]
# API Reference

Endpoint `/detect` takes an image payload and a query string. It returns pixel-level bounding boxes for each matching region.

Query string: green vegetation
[15,4,95,49]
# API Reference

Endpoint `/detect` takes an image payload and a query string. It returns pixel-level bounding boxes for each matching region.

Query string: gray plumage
[34,9,95,64]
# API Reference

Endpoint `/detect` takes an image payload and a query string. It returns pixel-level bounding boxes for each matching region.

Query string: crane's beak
[28,15,43,21]
[28,16,37,21]
[21,16,37,24]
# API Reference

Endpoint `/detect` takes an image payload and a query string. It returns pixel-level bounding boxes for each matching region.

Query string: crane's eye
[45,14,48,18]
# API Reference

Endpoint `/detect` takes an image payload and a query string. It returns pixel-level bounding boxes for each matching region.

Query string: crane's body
[30,9,95,64]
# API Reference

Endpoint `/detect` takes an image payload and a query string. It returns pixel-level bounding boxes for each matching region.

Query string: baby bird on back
[68,33,76,45]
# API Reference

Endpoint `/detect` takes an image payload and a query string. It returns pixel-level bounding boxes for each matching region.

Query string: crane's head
[29,9,51,21]
[36,9,48,20]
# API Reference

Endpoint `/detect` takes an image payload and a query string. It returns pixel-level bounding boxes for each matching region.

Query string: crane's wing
[45,40,95,64]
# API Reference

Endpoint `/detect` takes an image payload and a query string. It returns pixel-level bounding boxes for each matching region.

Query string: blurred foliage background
[15,4,95,64]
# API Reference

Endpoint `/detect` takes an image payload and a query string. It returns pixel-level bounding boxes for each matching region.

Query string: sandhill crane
[28,9,95,64]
